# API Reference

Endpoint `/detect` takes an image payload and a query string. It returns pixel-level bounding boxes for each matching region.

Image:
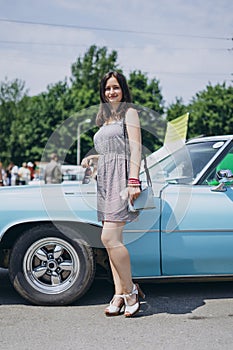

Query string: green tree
[128,70,164,114]
[0,46,168,164]
[187,83,233,139]
[128,71,165,152]
[166,97,187,122]
[9,80,72,164]
[0,78,28,163]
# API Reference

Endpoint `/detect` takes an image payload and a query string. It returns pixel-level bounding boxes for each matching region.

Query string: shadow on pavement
[1,268,233,316]
[75,278,233,317]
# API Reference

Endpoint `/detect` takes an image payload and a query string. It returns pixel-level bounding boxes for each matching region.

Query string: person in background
[27,161,35,181]
[6,162,14,186]
[0,162,4,186]
[11,163,19,186]
[81,71,145,317]
[44,153,62,184]
[18,162,31,185]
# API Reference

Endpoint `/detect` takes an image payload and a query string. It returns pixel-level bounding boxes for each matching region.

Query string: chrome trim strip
[133,274,233,282]
[124,229,159,233]
[162,228,233,233]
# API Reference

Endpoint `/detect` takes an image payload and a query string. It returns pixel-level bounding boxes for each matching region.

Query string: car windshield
[143,140,226,185]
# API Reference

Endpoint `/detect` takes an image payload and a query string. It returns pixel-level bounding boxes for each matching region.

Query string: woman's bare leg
[101,222,133,295]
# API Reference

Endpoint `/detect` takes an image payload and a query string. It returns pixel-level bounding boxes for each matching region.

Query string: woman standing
[81,71,145,317]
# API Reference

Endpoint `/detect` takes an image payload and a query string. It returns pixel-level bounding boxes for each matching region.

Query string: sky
[0,0,232,107]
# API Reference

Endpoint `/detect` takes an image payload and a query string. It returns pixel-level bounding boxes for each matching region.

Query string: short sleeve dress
[94,118,139,222]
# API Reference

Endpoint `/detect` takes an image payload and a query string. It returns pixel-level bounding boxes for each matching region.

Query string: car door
[123,196,161,278]
[160,183,233,276]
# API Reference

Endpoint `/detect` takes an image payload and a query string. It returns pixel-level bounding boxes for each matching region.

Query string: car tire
[9,224,95,305]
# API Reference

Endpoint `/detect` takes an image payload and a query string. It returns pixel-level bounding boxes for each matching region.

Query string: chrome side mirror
[211,169,233,192]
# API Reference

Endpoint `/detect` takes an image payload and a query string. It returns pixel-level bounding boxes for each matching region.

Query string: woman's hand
[81,157,93,168]
[81,157,94,168]
[81,155,99,168]
[128,186,141,204]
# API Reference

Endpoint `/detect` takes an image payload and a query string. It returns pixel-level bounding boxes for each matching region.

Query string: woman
[81,71,145,317]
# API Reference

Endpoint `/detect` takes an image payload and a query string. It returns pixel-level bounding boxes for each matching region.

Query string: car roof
[186,135,233,144]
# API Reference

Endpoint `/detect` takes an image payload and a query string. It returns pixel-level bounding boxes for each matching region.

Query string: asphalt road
[0,268,233,350]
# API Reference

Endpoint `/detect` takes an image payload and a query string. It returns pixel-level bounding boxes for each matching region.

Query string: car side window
[205,145,233,185]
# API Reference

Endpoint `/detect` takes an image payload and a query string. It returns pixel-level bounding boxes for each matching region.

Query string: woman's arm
[125,108,141,179]
[125,108,142,203]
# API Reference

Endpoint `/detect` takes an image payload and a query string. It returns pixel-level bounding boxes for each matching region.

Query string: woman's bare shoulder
[125,107,140,126]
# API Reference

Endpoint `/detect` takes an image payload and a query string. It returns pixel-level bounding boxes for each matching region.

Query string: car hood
[0,183,99,236]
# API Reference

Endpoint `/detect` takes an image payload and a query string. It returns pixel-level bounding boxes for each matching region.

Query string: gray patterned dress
[94,118,139,222]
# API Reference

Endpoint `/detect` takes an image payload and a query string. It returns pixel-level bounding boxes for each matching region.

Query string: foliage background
[0,45,232,166]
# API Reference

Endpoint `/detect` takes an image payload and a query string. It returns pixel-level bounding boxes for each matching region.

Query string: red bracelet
[128,178,140,183]
[128,183,141,187]
[128,178,141,186]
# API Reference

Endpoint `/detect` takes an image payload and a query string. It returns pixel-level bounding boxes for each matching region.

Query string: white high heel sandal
[105,294,125,316]
[123,284,145,318]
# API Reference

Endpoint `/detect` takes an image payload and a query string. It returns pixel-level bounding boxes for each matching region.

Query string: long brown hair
[96,71,132,127]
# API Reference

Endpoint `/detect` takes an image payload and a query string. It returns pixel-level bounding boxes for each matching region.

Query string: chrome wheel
[9,224,95,305]
[23,237,80,294]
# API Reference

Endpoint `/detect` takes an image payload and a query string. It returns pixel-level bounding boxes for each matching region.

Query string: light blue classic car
[1,135,233,305]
